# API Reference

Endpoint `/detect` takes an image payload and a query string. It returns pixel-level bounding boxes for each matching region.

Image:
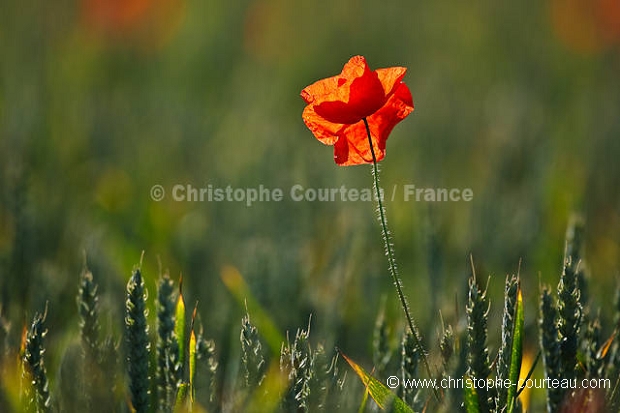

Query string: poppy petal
[365,83,414,144]
[375,66,407,96]
[334,83,413,166]
[314,56,386,124]
[302,104,342,145]
[300,56,368,105]
[300,74,341,104]
[333,122,385,166]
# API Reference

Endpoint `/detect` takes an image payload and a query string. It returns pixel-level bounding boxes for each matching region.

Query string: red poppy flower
[301,56,414,166]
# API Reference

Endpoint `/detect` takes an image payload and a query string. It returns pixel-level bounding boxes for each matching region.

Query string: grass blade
[507,288,524,413]
[189,304,198,404]
[341,352,415,413]
[175,278,187,372]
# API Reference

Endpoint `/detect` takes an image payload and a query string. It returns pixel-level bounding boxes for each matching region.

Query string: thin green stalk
[362,118,436,400]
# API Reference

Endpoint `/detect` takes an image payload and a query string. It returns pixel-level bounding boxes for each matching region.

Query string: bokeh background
[1,0,620,408]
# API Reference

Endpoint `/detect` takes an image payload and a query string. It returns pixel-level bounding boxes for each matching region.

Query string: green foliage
[6,219,620,413]
[535,220,620,412]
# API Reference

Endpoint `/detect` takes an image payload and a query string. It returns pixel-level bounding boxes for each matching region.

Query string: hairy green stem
[363,118,437,399]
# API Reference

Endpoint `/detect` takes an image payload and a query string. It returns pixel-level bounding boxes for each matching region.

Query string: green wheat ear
[241,313,266,389]
[565,215,588,309]
[438,322,459,410]
[77,268,100,360]
[280,324,315,411]
[77,266,116,412]
[400,329,422,410]
[125,268,150,413]
[310,344,344,411]
[557,239,583,381]
[156,272,176,412]
[539,287,562,413]
[195,329,218,407]
[439,322,455,373]
[22,308,51,413]
[466,270,493,413]
[496,274,519,411]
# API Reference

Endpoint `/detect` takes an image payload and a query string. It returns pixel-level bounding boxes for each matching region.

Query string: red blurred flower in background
[80,0,185,50]
[301,56,414,166]
[550,0,620,55]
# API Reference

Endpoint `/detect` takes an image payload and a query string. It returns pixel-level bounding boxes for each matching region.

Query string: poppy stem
[362,118,438,398]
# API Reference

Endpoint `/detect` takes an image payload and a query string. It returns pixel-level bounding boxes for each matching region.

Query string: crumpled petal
[301,56,414,166]
[302,104,343,145]
[375,66,407,96]
[306,56,386,124]
[333,83,413,166]
[333,122,381,166]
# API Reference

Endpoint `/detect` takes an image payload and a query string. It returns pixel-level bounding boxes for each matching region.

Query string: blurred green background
[1,0,619,402]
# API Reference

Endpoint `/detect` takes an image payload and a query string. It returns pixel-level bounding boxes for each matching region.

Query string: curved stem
[363,118,437,399]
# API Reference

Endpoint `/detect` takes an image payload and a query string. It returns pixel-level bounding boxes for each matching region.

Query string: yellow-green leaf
[189,328,196,403]
[175,278,186,368]
[507,288,524,413]
[341,352,415,413]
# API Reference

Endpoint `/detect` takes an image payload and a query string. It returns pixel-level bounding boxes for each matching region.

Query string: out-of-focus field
[1,0,619,407]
